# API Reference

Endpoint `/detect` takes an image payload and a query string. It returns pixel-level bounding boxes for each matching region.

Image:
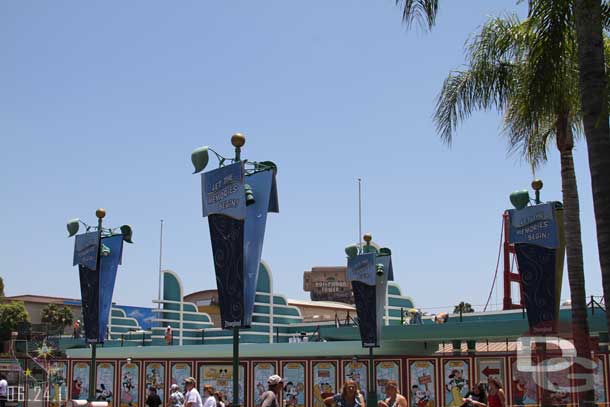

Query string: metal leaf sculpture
[67,219,80,237]
[120,224,133,243]
[191,146,210,174]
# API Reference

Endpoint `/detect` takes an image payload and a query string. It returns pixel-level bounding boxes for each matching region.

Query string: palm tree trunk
[556,117,594,407]
[574,0,610,333]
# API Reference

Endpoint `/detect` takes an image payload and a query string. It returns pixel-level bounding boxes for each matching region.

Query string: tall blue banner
[507,202,564,333]
[75,233,123,343]
[202,162,278,329]
[347,251,392,347]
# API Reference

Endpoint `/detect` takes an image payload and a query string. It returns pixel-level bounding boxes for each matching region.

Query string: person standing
[461,383,487,407]
[487,378,505,407]
[259,374,283,407]
[72,320,81,338]
[169,384,185,407]
[323,380,365,407]
[213,391,225,407]
[165,326,173,346]
[0,374,8,407]
[185,377,206,407]
[146,387,162,407]
[378,381,407,407]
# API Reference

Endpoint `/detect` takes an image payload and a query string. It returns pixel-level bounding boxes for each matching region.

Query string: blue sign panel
[347,253,376,286]
[508,203,559,248]
[73,232,99,270]
[97,234,123,343]
[243,169,275,327]
[202,162,246,220]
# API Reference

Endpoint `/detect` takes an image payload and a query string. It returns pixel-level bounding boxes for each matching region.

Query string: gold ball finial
[531,179,543,191]
[231,133,246,148]
[363,233,372,243]
[96,208,106,219]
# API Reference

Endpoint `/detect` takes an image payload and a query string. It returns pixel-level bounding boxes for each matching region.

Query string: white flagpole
[158,219,164,309]
[358,178,362,251]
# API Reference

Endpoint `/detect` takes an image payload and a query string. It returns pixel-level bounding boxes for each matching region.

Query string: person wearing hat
[169,384,185,407]
[185,377,206,407]
[259,374,283,407]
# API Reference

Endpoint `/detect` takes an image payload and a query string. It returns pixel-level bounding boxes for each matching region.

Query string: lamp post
[67,209,133,402]
[191,133,278,407]
[345,233,393,407]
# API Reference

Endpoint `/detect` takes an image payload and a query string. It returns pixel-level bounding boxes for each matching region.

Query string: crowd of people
[140,372,507,407]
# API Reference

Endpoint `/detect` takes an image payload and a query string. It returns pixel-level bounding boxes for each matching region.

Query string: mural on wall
[510,357,538,405]
[312,361,336,407]
[282,362,306,407]
[114,305,155,330]
[444,359,469,407]
[71,362,90,400]
[48,361,67,407]
[253,362,276,407]
[145,362,166,402]
[376,361,400,402]
[171,362,192,389]
[120,362,139,407]
[199,364,245,405]
[343,360,368,399]
[594,356,607,405]
[476,358,505,389]
[96,362,115,405]
[409,359,436,407]
[540,358,573,407]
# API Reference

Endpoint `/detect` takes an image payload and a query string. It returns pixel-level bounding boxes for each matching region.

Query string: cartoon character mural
[377,361,400,402]
[282,362,305,407]
[312,362,336,407]
[409,360,436,407]
[594,356,607,405]
[120,362,139,407]
[343,361,367,399]
[171,362,192,389]
[444,360,469,407]
[96,363,115,405]
[254,363,275,407]
[48,362,67,407]
[199,364,245,405]
[510,358,537,406]
[72,362,90,400]
[145,362,166,402]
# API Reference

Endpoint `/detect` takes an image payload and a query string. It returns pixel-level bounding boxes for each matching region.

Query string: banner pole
[88,212,103,402]
[233,326,240,406]
[367,346,376,407]
[88,343,97,401]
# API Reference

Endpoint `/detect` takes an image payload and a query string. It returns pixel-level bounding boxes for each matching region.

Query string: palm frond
[396,0,438,31]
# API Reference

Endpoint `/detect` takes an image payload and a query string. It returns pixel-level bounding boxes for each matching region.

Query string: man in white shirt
[0,374,8,407]
[201,384,216,407]
[184,377,206,407]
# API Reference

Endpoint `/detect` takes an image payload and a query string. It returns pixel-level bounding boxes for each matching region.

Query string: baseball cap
[268,375,283,385]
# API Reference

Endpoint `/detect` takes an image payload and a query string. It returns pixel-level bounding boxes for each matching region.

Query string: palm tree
[570,0,610,342]
[433,15,608,406]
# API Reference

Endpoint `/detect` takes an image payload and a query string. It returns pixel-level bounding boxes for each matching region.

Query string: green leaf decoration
[510,190,530,210]
[120,224,134,243]
[191,146,210,174]
[379,247,392,256]
[67,219,80,237]
[345,244,359,258]
[363,245,378,254]
[259,160,278,173]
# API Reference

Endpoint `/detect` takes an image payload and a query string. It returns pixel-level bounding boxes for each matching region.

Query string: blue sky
[1,1,603,313]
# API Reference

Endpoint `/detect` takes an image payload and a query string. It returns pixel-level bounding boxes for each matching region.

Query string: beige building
[2,294,83,327]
